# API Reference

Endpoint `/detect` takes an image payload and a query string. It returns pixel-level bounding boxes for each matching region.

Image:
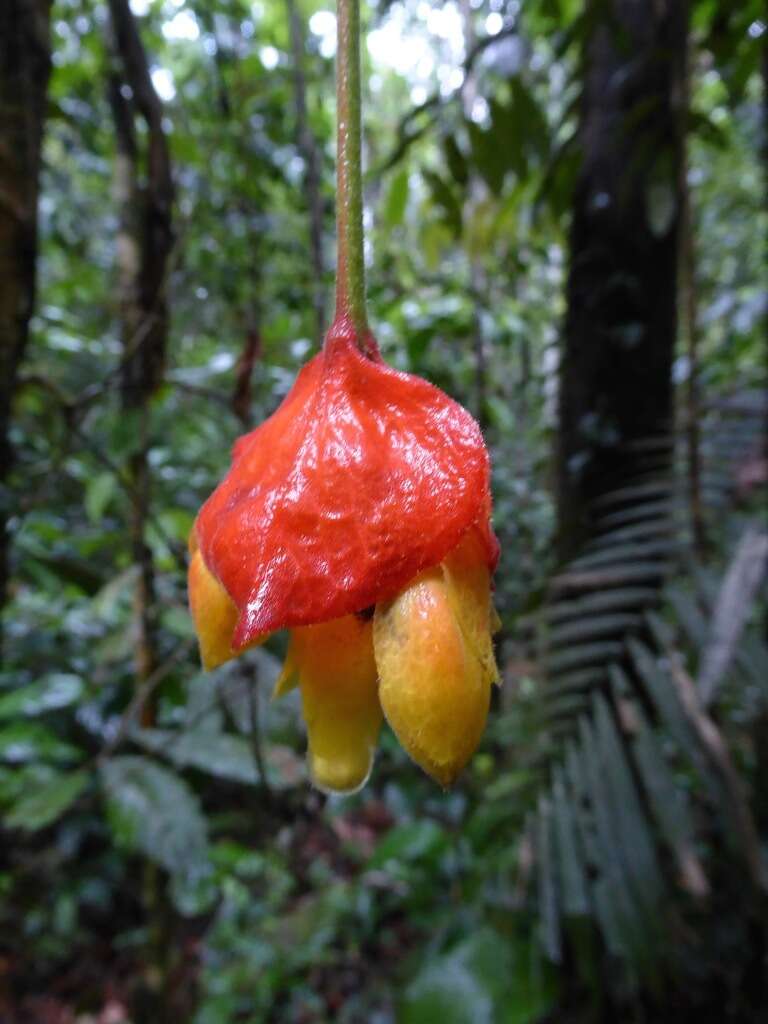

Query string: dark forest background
[1,0,767,1021]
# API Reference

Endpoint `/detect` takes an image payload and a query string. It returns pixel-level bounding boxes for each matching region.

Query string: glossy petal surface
[195,320,497,647]
[282,614,382,794]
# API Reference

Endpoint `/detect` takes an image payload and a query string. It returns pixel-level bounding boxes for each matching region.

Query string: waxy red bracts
[189,317,499,792]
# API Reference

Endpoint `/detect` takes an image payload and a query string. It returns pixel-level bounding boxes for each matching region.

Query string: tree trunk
[556,0,689,560]
[0,0,52,656]
[107,0,173,713]
[754,0,768,844]
[763,13,768,511]
[679,34,706,557]
[106,12,175,1017]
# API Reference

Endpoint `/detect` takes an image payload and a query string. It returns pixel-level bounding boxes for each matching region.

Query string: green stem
[334,0,368,340]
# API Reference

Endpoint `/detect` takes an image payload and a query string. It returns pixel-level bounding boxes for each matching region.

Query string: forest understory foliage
[0,0,766,1022]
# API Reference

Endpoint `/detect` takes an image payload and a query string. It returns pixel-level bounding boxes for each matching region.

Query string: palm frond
[517,388,768,1000]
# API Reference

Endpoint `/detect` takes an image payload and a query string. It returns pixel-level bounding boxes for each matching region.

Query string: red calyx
[195,316,498,648]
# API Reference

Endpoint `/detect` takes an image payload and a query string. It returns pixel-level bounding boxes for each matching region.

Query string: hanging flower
[189,0,500,792]
[188,316,500,792]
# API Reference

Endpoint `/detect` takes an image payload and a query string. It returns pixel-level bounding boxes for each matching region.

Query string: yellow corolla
[374,531,499,787]
[273,615,381,793]
[190,528,498,792]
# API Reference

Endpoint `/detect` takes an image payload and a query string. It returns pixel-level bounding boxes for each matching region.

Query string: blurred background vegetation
[1,0,767,1021]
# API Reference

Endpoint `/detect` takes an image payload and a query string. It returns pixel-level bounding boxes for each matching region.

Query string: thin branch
[106,0,172,209]
[232,328,261,428]
[96,641,194,765]
[18,374,189,576]
[166,377,236,411]
[286,0,326,347]
[246,663,273,803]
[668,655,768,897]
[697,523,768,706]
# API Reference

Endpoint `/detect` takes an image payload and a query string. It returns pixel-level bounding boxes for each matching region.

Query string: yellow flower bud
[188,550,245,670]
[373,532,498,787]
[442,528,500,691]
[279,615,382,794]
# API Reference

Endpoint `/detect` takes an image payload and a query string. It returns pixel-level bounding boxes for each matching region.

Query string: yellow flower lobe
[188,550,243,670]
[373,533,497,787]
[283,615,382,794]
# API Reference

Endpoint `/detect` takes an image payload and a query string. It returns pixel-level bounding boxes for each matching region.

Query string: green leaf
[569,540,676,570]
[509,78,550,163]
[108,408,145,460]
[588,519,674,549]
[419,219,453,270]
[536,796,561,962]
[100,755,210,882]
[547,612,641,647]
[90,566,138,620]
[551,767,590,917]
[612,668,709,898]
[0,674,83,720]
[6,769,90,830]
[443,134,468,186]
[628,635,701,761]
[161,605,197,640]
[368,820,448,869]
[423,169,462,238]
[400,929,551,1024]
[400,935,497,1024]
[546,588,660,624]
[592,695,666,935]
[84,471,117,523]
[576,720,647,969]
[218,654,300,743]
[131,726,302,789]
[546,641,623,675]
[466,119,507,195]
[383,167,409,227]
[0,722,80,764]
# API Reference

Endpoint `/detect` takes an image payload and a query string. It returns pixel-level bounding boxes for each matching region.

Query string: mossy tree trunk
[0,0,52,658]
[106,0,174,714]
